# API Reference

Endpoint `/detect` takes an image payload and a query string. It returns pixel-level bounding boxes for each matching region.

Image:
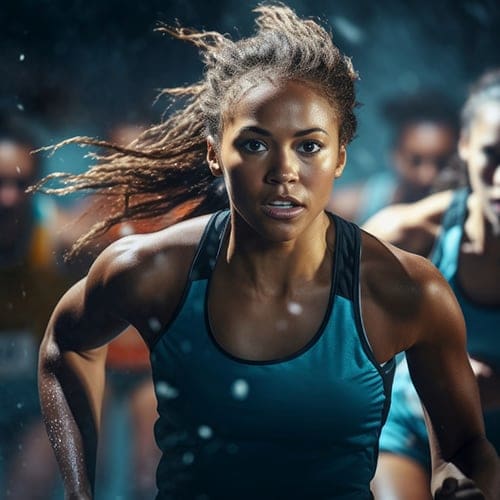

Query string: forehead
[469,102,500,142]
[400,122,456,148]
[0,140,36,178]
[223,79,338,131]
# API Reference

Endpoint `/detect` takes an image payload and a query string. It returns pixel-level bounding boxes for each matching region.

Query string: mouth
[261,197,305,219]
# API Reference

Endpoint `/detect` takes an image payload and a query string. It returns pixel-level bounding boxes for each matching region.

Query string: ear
[206,136,223,177]
[334,145,347,178]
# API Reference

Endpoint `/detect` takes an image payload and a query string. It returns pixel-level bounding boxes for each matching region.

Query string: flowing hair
[31,4,358,256]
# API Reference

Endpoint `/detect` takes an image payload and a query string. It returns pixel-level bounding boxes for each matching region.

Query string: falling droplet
[156,381,179,399]
[19,54,25,61]
[197,425,213,439]
[148,317,162,332]
[287,302,302,315]
[119,223,134,237]
[180,340,192,353]
[17,103,24,111]
[16,166,21,174]
[231,379,249,400]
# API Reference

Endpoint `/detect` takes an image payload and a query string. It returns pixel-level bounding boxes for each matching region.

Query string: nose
[265,149,299,185]
[416,162,439,188]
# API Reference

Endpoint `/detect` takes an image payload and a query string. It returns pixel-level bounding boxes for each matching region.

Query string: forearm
[38,339,106,498]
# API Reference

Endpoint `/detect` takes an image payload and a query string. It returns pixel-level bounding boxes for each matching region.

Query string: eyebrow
[239,126,329,137]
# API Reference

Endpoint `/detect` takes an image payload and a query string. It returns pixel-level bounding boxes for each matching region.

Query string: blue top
[430,188,500,367]
[150,211,394,499]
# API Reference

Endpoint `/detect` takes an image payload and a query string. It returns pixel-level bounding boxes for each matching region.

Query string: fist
[434,477,485,499]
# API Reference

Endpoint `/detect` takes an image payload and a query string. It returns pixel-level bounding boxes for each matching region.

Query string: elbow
[38,331,64,375]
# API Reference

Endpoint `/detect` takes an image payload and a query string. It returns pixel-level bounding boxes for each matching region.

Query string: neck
[223,211,333,298]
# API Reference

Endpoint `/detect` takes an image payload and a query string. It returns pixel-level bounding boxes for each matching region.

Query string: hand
[434,477,485,499]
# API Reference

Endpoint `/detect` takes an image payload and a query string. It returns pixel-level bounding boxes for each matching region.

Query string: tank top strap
[331,213,396,385]
[330,214,361,301]
[189,210,230,282]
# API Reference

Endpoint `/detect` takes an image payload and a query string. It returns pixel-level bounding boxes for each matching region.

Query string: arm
[38,247,132,499]
[406,265,500,499]
[39,217,207,498]
[362,190,453,255]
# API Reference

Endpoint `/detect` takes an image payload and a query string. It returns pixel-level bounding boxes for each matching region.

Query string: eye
[241,139,268,153]
[297,140,322,154]
[484,146,500,164]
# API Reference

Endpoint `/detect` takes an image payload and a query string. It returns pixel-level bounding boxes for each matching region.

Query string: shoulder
[87,214,214,323]
[360,230,464,354]
[362,190,454,255]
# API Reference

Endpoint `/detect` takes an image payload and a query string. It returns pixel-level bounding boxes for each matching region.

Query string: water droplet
[156,381,179,399]
[16,402,24,409]
[197,425,213,439]
[119,223,134,237]
[19,54,25,61]
[148,317,162,332]
[182,451,194,465]
[231,379,249,400]
[180,340,192,353]
[16,166,21,174]
[287,302,302,315]
[17,103,24,111]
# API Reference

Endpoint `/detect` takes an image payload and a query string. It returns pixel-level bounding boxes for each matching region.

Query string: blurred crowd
[0,116,159,499]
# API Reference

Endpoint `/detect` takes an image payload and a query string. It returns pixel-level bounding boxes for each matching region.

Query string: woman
[329,89,458,224]
[36,6,498,499]
[365,69,500,499]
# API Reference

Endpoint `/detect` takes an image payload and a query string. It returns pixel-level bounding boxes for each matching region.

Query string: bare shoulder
[362,190,454,255]
[360,230,464,356]
[87,214,214,342]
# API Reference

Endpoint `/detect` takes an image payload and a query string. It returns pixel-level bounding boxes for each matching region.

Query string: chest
[207,277,332,362]
[152,284,388,444]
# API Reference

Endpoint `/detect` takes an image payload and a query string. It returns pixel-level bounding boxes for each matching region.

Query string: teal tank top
[430,188,500,368]
[150,211,395,499]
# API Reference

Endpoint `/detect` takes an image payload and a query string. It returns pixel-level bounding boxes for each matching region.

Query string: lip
[261,196,305,220]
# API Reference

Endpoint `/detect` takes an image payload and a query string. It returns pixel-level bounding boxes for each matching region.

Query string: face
[459,101,500,231]
[0,140,36,249]
[393,122,456,197]
[206,80,346,243]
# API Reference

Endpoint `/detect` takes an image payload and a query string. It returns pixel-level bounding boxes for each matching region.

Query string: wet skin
[38,80,499,498]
